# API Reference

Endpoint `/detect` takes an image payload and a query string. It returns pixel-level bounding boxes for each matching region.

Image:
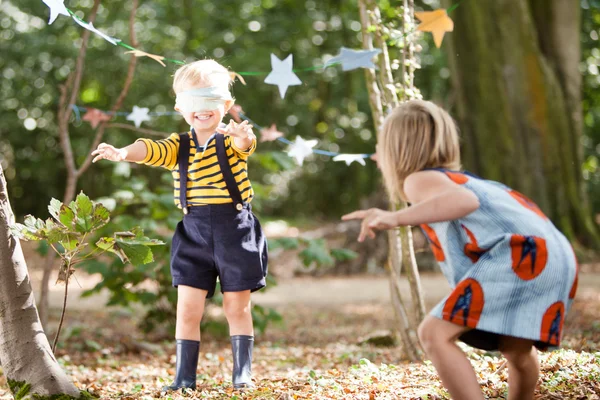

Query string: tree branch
[77,0,140,177]
[105,123,170,138]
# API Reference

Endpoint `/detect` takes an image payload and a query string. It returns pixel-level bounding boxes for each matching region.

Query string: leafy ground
[0,274,599,399]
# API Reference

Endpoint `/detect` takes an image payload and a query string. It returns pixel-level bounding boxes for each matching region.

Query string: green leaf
[268,237,299,250]
[11,223,43,241]
[59,204,75,228]
[131,384,143,393]
[84,340,102,351]
[300,239,334,267]
[24,215,45,231]
[72,193,94,233]
[96,237,127,263]
[75,192,93,215]
[330,248,358,261]
[90,202,111,231]
[48,198,63,221]
[61,236,80,252]
[44,219,69,244]
[118,242,154,265]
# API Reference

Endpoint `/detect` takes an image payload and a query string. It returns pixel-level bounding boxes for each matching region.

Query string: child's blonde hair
[378,100,461,202]
[172,59,233,94]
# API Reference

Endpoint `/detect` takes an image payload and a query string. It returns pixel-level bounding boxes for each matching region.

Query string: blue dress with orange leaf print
[420,169,578,351]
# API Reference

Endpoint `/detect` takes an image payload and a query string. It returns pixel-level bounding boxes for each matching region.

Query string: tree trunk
[0,165,81,398]
[443,0,598,247]
[359,0,425,361]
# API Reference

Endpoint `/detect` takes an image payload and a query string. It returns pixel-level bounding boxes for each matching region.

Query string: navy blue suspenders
[178,132,245,214]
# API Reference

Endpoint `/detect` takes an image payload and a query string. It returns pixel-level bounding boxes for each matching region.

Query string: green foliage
[582,0,600,213]
[11,192,164,279]
[1,0,384,222]
[269,236,358,268]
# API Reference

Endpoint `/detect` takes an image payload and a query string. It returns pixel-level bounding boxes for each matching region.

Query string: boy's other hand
[92,143,127,163]
[342,208,399,242]
[216,120,255,141]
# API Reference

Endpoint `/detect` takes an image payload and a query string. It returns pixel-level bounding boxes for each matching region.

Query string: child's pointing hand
[342,208,400,242]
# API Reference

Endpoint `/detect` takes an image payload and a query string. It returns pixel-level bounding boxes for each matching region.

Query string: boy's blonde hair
[378,100,461,202]
[172,59,233,94]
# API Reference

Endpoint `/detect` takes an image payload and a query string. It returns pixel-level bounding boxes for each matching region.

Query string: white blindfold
[175,86,232,113]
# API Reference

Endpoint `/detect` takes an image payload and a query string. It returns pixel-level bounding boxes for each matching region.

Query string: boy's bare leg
[499,336,539,400]
[223,290,253,335]
[418,316,485,400]
[175,285,208,341]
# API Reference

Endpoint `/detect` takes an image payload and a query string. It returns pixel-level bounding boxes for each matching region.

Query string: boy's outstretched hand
[92,143,127,163]
[342,208,399,242]
[216,120,256,140]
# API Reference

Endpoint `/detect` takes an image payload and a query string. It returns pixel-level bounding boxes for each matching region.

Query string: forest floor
[0,265,599,399]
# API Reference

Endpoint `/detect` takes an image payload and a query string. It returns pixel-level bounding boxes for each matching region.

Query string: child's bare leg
[223,290,253,335]
[418,316,485,400]
[175,285,208,340]
[499,336,539,400]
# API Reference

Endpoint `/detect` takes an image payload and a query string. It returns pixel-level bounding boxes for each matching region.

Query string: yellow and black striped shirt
[136,132,256,208]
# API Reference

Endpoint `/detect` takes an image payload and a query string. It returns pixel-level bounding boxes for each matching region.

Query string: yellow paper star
[415,9,454,48]
[124,49,166,67]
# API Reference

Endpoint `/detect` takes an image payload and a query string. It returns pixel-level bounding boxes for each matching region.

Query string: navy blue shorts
[170,203,268,298]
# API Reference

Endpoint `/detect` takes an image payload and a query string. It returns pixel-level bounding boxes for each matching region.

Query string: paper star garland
[42,0,70,25]
[287,136,318,166]
[415,9,454,48]
[325,47,382,71]
[72,15,119,45]
[264,54,302,99]
[124,50,166,67]
[82,108,112,128]
[333,154,367,166]
[260,124,285,143]
[126,106,151,128]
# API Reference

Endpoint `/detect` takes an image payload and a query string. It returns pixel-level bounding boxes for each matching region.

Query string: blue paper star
[325,47,382,71]
[264,54,302,99]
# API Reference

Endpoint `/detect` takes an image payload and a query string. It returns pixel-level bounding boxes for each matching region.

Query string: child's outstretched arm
[342,170,479,242]
[91,141,147,163]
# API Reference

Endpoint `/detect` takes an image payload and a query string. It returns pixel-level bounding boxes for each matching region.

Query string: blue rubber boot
[161,339,199,393]
[231,335,255,389]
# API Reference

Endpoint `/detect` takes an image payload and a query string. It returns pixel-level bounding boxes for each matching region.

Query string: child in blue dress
[343,100,578,400]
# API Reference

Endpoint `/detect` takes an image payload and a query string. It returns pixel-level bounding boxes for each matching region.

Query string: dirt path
[33,270,599,311]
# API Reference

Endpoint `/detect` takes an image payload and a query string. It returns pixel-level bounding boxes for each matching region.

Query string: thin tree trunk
[443,0,598,247]
[38,0,140,328]
[0,165,81,398]
[359,0,424,361]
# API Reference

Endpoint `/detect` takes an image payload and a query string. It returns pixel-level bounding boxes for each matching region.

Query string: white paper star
[287,136,318,166]
[325,47,382,71]
[333,154,367,166]
[43,0,70,25]
[264,54,302,99]
[72,15,119,45]
[126,106,151,128]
